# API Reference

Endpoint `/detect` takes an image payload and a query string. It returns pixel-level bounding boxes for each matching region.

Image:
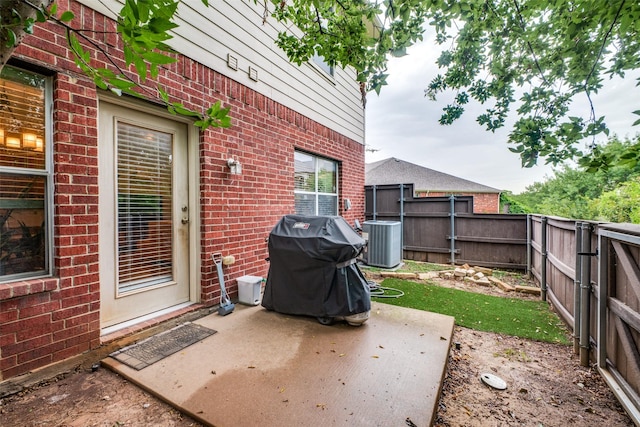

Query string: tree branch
[512,0,550,87]
[583,0,626,124]
[0,0,53,70]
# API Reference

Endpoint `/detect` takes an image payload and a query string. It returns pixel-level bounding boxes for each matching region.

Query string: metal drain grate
[109,322,216,370]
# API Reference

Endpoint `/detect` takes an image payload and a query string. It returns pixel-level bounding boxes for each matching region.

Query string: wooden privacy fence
[530,218,640,423]
[365,184,528,269]
[365,186,640,422]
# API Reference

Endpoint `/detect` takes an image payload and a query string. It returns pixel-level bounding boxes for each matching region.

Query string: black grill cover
[262,215,371,318]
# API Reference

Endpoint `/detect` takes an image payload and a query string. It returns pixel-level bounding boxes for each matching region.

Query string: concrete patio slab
[102,302,454,426]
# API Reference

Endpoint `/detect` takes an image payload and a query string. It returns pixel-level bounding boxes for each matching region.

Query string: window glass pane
[313,54,334,76]
[117,123,173,292]
[318,195,337,216]
[0,66,48,281]
[295,193,315,216]
[317,158,337,193]
[0,172,46,276]
[294,151,338,216]
[294,151,316,192]
[0,66,46,169]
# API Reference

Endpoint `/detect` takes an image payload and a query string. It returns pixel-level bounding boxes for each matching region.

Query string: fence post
[526,214,532,278]
[579,222,593,367]
[541,216,548,301]
[399,184,404,259]
[574,222,583,355]
[372,185,377,220]
[597,228,607,369]
[449,195,456,265]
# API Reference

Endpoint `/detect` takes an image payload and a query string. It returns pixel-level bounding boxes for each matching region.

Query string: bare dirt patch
[0,367,201,427]
[380,268,634,426]
[435,327,633,426]
[0,271,634,426]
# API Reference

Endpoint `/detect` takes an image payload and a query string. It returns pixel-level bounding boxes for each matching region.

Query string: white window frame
[294,150,339,216]
[0,65,53,283]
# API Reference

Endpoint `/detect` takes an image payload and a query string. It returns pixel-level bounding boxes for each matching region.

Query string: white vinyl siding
[82,0,364,143]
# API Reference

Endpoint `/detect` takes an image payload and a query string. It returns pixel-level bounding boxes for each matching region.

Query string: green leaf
[157,86,169,102]
[5,29,17,47]
[171,103,200,117]
[93,77,109,90]
[148,17,178,33]
[36,9,47,22]
[60,11,75,22]
[109,78,136,90]
[23,18,35,34]
[133,56,147,79]
[141,51,176,65]
[126,0,140,21]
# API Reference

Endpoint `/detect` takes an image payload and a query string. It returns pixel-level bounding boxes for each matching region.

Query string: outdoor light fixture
[0,129,4,145]
[227,157,242,174]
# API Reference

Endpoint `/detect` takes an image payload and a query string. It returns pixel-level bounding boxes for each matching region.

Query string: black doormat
[109,322,217,370]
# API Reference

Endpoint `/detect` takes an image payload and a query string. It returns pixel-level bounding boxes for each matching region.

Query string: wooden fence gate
[597,224,640,421]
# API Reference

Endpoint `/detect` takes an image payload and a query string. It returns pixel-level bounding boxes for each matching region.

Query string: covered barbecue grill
[262,215,371,325]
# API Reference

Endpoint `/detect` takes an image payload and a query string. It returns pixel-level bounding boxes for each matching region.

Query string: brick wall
[416,192,500,213]
[0,1,365,381]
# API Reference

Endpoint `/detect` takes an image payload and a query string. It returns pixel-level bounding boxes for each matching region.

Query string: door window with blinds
[294,150,338,216]
[0,66,50,281]
[117,123,173,294]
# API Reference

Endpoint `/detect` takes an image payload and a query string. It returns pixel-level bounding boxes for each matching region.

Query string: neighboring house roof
[365,157,501,194]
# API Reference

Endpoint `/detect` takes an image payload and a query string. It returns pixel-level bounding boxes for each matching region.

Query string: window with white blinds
[294,150,338,216]
[0,66,49,281]
[117,122,174,293]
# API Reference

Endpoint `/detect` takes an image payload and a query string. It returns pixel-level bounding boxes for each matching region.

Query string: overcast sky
[364,35,640,194]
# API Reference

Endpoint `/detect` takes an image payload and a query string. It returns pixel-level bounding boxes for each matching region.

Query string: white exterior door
[99,100,191,329]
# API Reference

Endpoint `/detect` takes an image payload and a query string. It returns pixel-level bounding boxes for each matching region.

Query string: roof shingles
[365,158,501,194]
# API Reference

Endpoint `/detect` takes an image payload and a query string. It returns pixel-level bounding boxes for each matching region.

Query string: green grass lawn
[375,278,571,345]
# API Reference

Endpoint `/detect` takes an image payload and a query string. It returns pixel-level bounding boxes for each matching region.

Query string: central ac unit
[361,220,402,268]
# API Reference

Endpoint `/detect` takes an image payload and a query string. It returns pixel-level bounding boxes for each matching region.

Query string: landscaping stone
[418,272,440,280]
[475,277,492,287]
[454,268,467,278]
[473,266,493,276]
[488,276,515,292]
[515,285,541,295]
